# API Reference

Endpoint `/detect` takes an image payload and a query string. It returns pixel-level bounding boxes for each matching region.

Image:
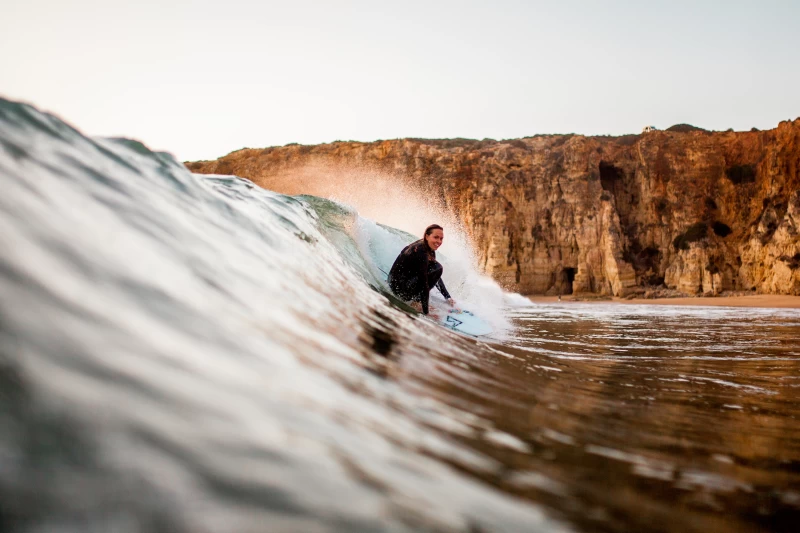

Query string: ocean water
[1,98,798,533]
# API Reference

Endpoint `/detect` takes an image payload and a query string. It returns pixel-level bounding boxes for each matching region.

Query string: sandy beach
[528,294,800,308]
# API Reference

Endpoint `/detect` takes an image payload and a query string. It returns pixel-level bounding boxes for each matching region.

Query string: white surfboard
[437,308,493,337]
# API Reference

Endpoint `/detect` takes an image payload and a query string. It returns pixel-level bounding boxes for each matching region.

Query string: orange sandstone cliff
[186,120,800,296]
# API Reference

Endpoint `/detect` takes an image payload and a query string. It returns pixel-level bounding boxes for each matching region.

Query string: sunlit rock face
[186,119,800,296]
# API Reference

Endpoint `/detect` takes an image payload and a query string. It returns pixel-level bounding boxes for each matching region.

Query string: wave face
[0,99,560,532]
[1,99,799,533]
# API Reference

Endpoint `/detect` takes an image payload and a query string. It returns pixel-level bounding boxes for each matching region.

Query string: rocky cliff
[186,120,800,296]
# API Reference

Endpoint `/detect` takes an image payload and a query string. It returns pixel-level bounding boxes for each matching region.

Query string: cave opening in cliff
[599,161,624,194]
[559,268,576,295]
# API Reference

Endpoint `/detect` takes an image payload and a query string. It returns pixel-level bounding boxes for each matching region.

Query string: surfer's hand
[447,298,458,309]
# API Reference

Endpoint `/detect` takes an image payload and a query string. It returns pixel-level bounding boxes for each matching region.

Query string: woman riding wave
[388,224,456,318]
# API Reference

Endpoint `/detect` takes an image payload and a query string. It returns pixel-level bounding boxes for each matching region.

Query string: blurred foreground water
[1,98,798,532]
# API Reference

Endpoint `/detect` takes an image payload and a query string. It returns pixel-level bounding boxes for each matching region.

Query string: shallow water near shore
[1,99,799,532]
[468,303,800,532]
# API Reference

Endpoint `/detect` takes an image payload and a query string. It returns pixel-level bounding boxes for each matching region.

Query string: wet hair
[423,224,443,249]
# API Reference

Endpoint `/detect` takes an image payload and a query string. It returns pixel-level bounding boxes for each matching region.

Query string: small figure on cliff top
[388,224,456,320]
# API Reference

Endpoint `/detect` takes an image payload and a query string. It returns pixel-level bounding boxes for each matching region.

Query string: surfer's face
[426,229,444,251]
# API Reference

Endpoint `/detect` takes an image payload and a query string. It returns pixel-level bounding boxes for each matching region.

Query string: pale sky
[2,0,798,162]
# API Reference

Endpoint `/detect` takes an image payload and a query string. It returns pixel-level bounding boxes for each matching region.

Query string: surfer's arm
[436,278,451,300]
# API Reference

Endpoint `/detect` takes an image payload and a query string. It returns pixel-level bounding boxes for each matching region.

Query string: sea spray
[201,149,533,334]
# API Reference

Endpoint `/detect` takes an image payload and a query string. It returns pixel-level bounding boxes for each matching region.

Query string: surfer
[388,224,456,317]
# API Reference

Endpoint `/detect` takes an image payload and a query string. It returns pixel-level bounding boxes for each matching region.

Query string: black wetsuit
[388,240,451,315]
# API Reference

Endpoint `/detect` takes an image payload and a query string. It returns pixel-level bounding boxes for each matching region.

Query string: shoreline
[527,294,800,309]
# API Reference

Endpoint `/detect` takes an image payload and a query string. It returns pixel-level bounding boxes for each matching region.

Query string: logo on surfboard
[445,315,463,328]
